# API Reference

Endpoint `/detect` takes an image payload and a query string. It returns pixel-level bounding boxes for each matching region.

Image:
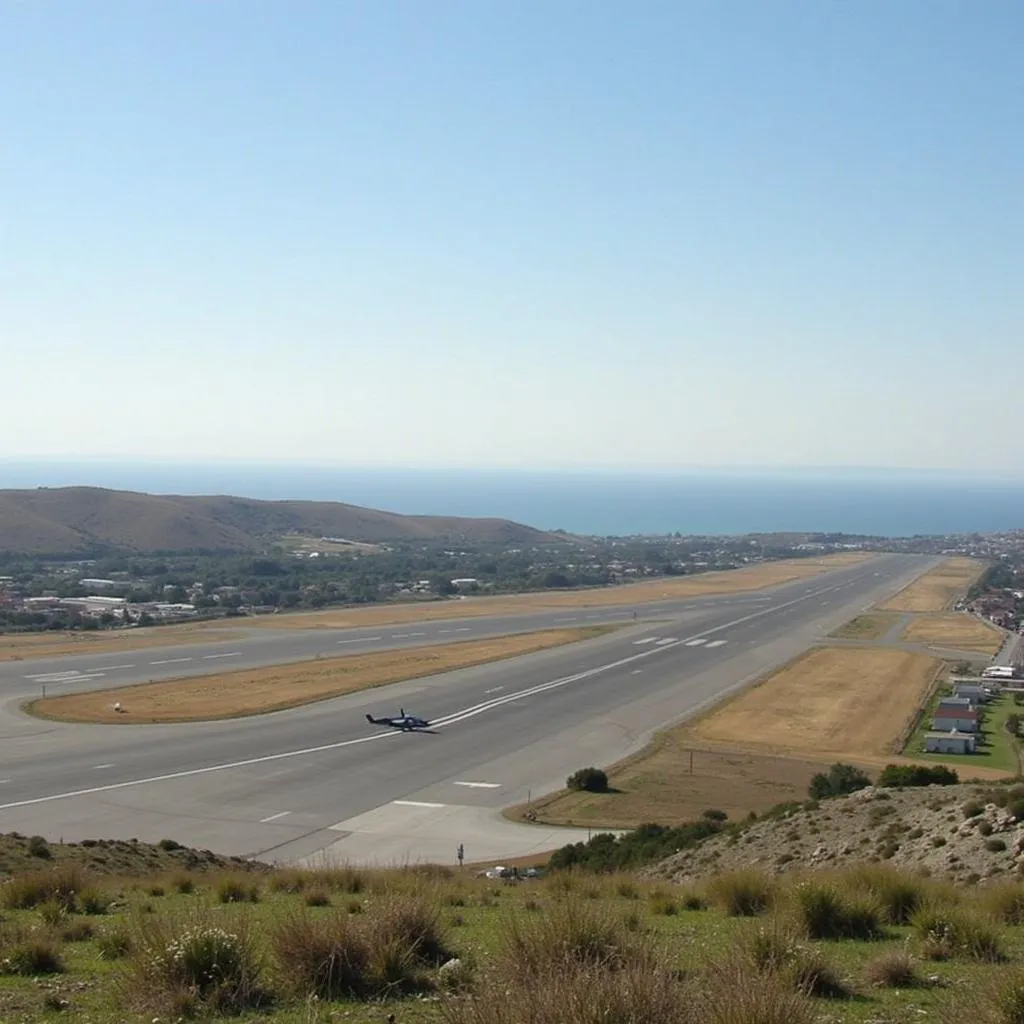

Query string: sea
[1,461,1024,538]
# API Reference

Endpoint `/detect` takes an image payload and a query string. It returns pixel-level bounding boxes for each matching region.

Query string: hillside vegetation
[0,487,550,554]
[7,829,1024,1023]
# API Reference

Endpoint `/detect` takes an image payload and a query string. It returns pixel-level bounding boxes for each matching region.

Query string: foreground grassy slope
[6,837,1024,1023]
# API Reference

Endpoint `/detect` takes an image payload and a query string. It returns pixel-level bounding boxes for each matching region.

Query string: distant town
[1,528,1022,636]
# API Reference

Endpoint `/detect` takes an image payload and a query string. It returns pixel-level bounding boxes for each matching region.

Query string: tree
[566,767,609,793]
[877,764,959,788]
[808,762,871,800]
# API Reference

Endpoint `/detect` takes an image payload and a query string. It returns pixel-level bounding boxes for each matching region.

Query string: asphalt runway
[0,553,941,867]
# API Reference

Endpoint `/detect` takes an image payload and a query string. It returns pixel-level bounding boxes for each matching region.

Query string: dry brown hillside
[0,486,551,554]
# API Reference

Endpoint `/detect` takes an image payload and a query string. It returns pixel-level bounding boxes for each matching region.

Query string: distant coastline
[1,460,1023,538]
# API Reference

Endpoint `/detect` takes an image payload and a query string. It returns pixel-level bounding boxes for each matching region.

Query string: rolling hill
[0,486,553,555]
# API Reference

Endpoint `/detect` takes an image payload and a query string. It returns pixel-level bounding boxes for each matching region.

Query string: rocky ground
[0,831,268,878]
[649,782,1024,885]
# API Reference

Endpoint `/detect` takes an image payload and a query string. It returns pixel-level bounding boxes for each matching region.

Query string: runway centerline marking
[0,577,854,814]
[260,811,291,823]
[632,637,658,645]
[100,664,136,670]
[705,640,728,648]
[684,638,708,646]
[393,800,446,808]
[150,658,192,665]
[204,652,241,659]
[92,764,114,770]
[453,781,501,789]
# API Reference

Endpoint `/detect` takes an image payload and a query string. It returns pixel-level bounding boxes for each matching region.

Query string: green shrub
[1,864,91,911]
[864,949,921,988]
[271,909,373,1000]
[96,926,133,960]
[566,768,609,793]
[0,934,64,975]
[981,883,1024,925]
[964,801,985,818]
[124,910,266,1014]
[878,764,959,788]
[913,907,1006,962]
[791,881,883,940]
[157,838,183,852]
[988,838,1008,852]
[501,898,654,977]
[706,870,776,917]
[27,835,52,859]
[216,874,260,904]
[840,865,927,925]
[808,763,871,800]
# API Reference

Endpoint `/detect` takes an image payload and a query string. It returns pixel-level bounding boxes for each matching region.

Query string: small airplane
[365,708,431,731]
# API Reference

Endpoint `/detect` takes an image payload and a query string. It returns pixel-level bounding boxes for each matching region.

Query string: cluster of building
[1,576,198,624]
[923,667,1018,755]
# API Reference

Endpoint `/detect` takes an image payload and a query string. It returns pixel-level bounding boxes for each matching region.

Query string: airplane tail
[366,714,379,724]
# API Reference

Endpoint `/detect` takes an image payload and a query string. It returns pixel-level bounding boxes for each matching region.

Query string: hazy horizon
[4,2,1021,473]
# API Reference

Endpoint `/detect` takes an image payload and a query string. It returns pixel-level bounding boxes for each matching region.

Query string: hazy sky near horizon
[3,2,1021,474]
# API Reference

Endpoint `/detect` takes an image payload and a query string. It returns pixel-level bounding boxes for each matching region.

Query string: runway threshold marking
[705,640,728,648]
[633,637,658,645]
[684,639,708,646]
[0,579,851,814]
[260,811,291,823]
[655,638,677,646]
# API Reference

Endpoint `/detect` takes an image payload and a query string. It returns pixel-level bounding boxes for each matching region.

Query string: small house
[925,731,977,755]
[932,708,979,733]
[953,683,988,702]
[936,697,975,714]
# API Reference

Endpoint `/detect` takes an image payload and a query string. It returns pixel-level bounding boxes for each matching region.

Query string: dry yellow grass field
[521,739,827,828]
[210,552,874,631]
[900,613,1004,654]
[829,613,901,641]
[687,645,943,761]
[27,626,610,724]
[0,626,243,663]
[876,556,988,613]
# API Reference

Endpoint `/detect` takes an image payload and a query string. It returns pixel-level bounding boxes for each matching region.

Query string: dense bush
[548,820,723,873]
[566,768,609,793]
[808,763,871,800]
[878,764,959,788]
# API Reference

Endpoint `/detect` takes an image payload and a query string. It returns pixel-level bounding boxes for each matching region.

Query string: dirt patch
[687,646,943,761]
[0,625,244,663]
[829,613,902,640]
[26,627,612,724]
[520,735,827,829]
[202,552,875,631]
[900,614,1004,654]
[877,556,988,613]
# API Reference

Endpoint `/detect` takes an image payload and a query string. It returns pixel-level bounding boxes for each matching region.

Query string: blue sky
[3,1,1021,473]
